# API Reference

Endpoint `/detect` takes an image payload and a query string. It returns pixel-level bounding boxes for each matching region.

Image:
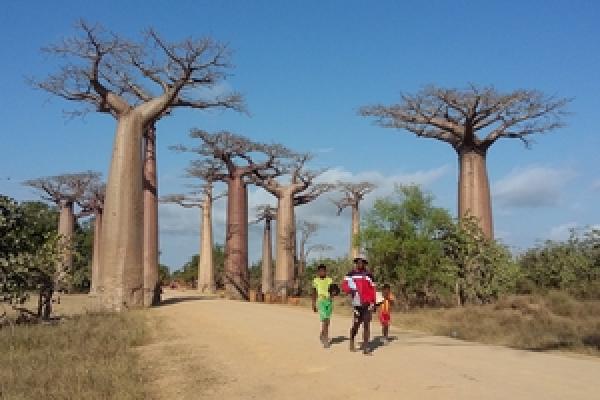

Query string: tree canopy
[360,85,569,151]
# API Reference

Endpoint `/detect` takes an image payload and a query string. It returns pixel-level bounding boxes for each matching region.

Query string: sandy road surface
[143,291,600,400]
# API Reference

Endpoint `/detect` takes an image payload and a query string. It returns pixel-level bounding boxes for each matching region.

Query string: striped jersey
[342,269,376,305]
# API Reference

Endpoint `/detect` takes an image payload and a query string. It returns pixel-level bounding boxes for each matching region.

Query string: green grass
[0,312,149,400]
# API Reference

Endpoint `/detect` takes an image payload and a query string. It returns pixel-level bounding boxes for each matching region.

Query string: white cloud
[493,166,575,208]
[316,165,450,190]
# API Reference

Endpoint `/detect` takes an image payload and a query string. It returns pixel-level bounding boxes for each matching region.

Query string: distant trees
[171,245,226,288]
[332,182,376,259]
[24,171,99,291]
[77,182,105,294]
[518,229,600,298]
[162,179,225,294]
[361,85,569,238]
[297,220,332,281]
[173,130,291,299]
[254,154,334,297]
[254,205,276,295]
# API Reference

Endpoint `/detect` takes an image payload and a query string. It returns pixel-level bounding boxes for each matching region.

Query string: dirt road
[144,291,600,399]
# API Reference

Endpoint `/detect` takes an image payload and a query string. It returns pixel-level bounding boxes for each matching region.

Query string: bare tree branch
[252,204,277,224]
[360,85,570,152]
[293,183,335,206]
[32,20,245,121]
[331,181,376,215]
[23,171,101,206]
[77,181,106,216]
[174,129,293,184]
[160,193,203,208]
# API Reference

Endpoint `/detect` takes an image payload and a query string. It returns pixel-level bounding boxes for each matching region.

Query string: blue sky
[1,0,598,269]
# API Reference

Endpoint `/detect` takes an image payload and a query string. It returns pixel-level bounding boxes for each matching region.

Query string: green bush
[518,228,600,299]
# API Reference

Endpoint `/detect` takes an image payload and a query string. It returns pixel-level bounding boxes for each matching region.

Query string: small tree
[332,181,376,259]
[360,185,456,306]
[77,181,105,294]
[162,180,225,293]
[0,196,66,320]
[253,205,277,294]
[24,171,100,291]
[297,221,332,281]
[360,85,569,238]
[442,216,520,306]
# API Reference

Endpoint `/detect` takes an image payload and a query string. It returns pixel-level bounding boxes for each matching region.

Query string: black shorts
[353,305,372,324]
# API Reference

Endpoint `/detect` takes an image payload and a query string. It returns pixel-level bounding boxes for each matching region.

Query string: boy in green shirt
[312,264,333,348]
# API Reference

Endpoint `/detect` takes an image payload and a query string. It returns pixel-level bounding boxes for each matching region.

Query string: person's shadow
[329,336,348,346]
[369,335,398,353]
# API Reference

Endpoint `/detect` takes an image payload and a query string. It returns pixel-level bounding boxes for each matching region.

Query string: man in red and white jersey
[341,253,376,355]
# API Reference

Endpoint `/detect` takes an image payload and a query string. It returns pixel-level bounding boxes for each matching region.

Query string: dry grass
[393,291,600,355]
[285,291,600,355]
[0,311,149,400]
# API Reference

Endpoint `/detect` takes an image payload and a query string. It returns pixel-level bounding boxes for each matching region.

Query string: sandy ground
[140,290,600,400]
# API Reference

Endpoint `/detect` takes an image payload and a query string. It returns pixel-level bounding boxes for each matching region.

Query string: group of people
[311,254,394,356]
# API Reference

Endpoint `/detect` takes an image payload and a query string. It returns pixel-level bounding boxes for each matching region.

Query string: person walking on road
[312,264,334,348]
[342,254,376,355]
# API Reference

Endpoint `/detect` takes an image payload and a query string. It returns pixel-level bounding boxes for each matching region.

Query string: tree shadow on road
[159,296,217,306]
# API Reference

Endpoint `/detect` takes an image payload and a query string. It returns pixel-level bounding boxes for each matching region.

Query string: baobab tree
[253,204,277,295]
[24,171,100,290]
[332,181,376,259]
[173,130,291,300]
[254,154,334,297]
[34,21,243,309]
[77,181,105,295]
[162,172,225,293]
[297,220,332,280]
[360,85,569,238]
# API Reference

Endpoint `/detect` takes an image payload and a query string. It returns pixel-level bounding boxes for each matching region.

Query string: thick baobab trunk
[225,176,249,300]
[274,190,295,297]
[350,205,360,259]
[99,113,145,311]
[57,200,74,291]
[90,210,103,295]
[261,218,273,294]
[458,148,493,238]
[198,190,215,293]
[143,127,160,307]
